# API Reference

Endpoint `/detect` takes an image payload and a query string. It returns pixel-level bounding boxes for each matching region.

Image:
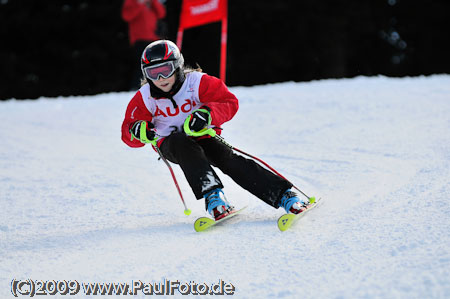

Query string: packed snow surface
[1,75,450,298]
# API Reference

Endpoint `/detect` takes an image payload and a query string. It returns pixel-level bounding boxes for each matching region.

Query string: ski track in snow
[1,75,449,298]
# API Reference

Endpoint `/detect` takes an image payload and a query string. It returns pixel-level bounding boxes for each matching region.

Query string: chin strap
[148,68,185,109]
[168,96,178,109]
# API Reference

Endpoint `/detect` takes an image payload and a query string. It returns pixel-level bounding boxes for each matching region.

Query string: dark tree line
[1,0,449,100]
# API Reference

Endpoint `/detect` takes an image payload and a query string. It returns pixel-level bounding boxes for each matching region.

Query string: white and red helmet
[140,40,184,81]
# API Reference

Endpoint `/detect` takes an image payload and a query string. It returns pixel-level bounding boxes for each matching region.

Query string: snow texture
[1,75,450,298]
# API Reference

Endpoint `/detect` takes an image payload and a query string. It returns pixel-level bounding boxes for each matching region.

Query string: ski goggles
[143,61,176,81]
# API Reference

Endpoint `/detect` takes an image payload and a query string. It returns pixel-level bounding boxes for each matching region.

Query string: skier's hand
[130,121,156,144]
[186,107,211,132]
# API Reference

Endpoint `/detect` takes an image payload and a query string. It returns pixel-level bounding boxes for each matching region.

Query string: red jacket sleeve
[121,91,153,148]
[122,0,166,21]
[198,74,239,128]
[121,0,144,22]
[152,0,166,19]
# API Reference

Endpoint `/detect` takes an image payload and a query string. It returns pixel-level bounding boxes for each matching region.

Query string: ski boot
[279,189,309,214]
[204,188,232,220]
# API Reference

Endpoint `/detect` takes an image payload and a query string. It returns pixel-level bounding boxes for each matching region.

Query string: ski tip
[193,206,247,232]
[194,217,215,232]
[277,214,295,231]
[309,197,316,204]
[278,224,289,232]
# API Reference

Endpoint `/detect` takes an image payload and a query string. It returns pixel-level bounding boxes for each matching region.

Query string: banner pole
[220,17,228,82]
[176,29,184,49]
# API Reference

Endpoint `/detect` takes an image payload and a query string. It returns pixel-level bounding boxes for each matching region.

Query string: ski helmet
[141,40,184,82]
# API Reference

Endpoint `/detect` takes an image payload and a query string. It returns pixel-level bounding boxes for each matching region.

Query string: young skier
[121,40,309,220]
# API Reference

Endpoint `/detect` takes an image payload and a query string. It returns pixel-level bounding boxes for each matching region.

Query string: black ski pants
[159,132,291,208]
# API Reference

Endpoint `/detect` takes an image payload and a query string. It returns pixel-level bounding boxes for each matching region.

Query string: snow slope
[1,75,449,298]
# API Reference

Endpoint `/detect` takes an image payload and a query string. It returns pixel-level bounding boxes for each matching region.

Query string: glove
[187,107,211,132]
[130,121,156,144]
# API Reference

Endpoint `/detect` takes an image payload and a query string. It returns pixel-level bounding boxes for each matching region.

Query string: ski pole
[182,122,313,201]
[213,134,313,200]
[152,145,192,215]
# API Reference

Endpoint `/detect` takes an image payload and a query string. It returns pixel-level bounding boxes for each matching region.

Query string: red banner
[177,0,228,82]
[179,0,227,29]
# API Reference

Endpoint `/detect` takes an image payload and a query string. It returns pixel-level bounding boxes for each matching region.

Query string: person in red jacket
[121,40,309,220]
[122,0,166,90]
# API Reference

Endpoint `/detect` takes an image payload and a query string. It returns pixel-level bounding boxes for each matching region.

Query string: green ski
[194,207,247,232]
[278,197,321,231]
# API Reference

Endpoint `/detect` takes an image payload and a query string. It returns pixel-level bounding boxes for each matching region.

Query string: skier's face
[152,74,176,93]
